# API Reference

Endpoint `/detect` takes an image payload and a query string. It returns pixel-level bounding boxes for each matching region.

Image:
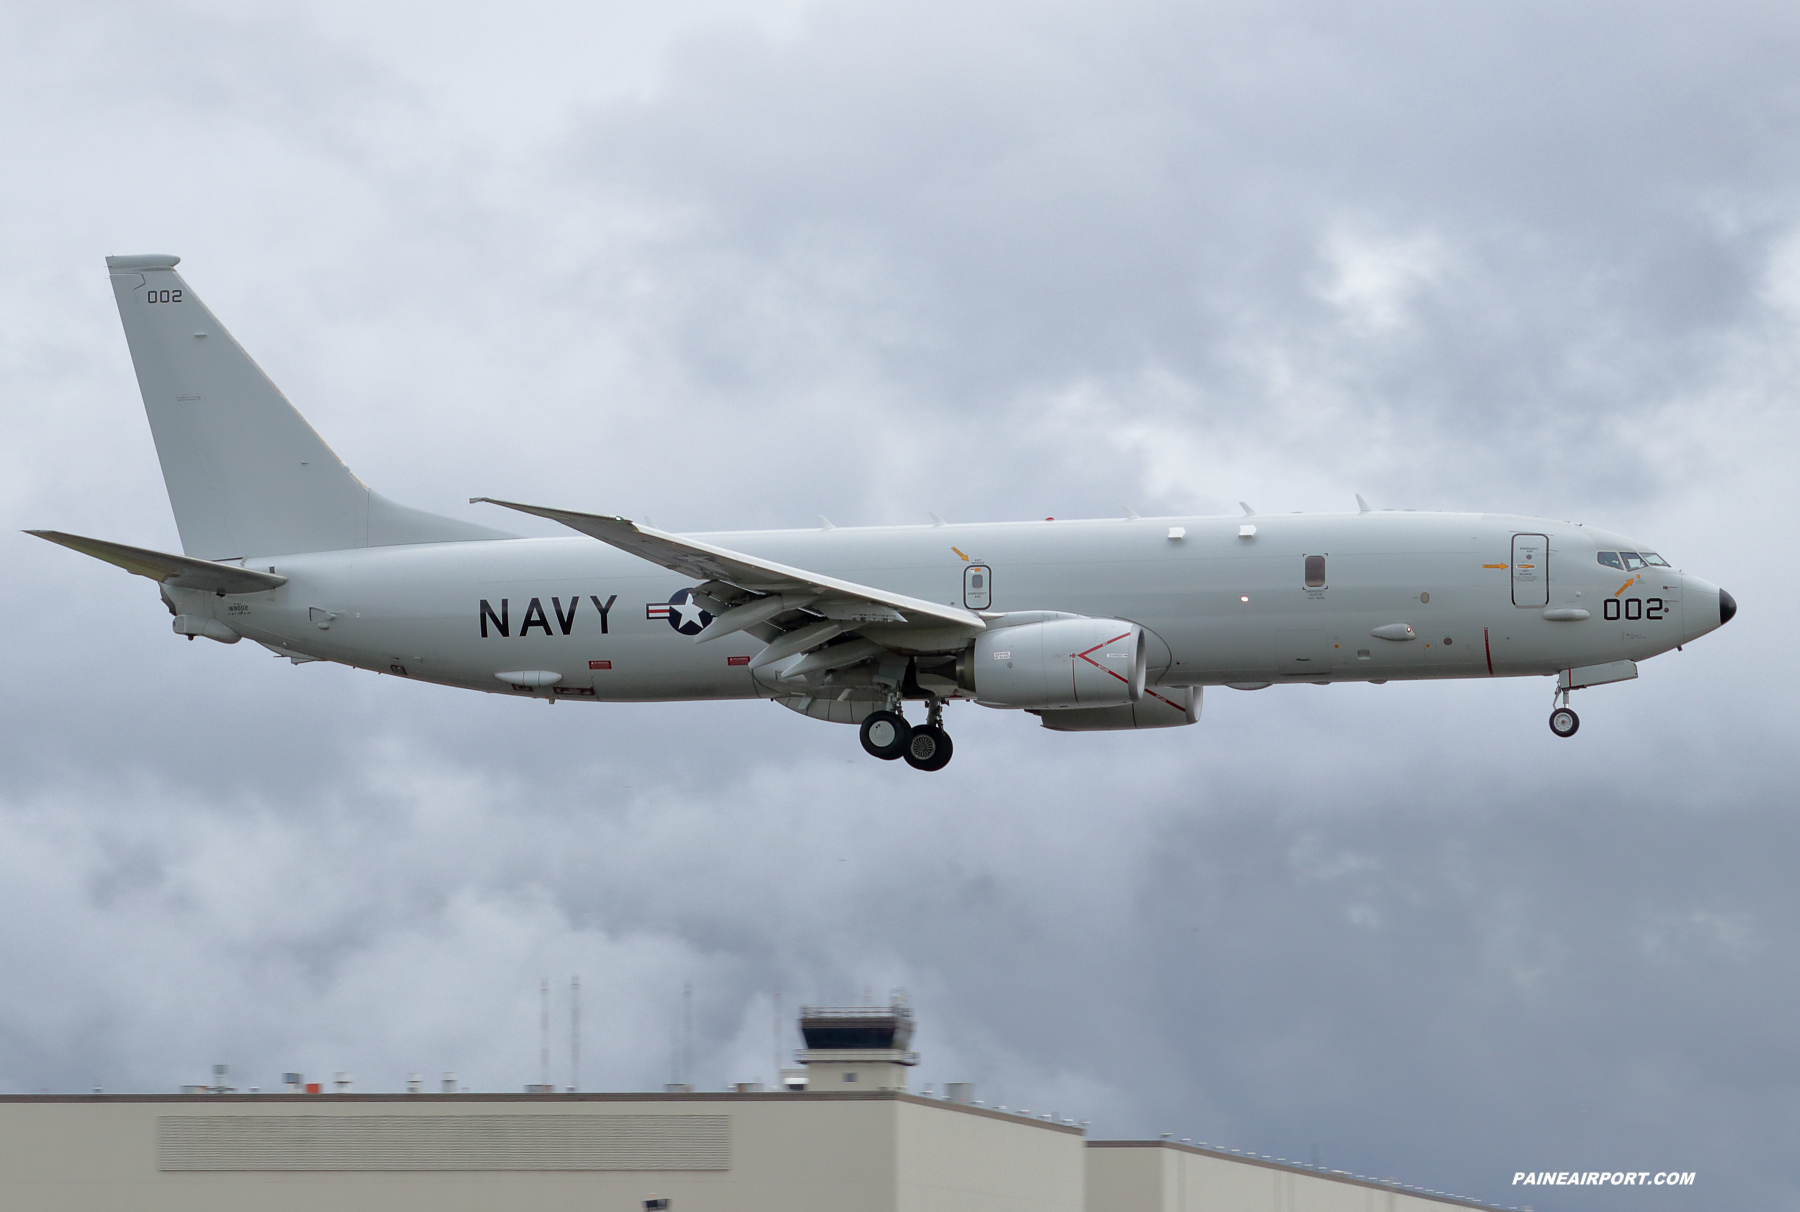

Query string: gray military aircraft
[30,255,1736,769]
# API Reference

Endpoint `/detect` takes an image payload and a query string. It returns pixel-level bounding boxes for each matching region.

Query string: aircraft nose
[1719,588,1737,626]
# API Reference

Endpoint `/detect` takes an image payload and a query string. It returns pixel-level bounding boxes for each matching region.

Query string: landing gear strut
[1548,686,1580,738]
[903,698,954,771]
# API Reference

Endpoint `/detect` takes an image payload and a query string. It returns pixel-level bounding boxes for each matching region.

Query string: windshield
[1599,549,1670,571]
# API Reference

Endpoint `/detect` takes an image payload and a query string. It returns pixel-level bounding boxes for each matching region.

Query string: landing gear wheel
[903,724,954,771]
[1549,707,1580,738]
[860,710,912,760]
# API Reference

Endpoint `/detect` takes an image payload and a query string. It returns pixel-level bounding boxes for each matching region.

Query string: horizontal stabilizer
[26,530,287,594]
[470,498,982,633]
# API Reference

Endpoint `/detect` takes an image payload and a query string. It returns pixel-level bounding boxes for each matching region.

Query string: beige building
[0,1089,1083,1212]
[0,1091,1521,1212]
[1088,1140,1514,1212]
[0,1005,1519,1212]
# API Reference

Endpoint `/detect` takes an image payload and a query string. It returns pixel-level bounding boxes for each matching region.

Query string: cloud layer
[2,1,1796,1207]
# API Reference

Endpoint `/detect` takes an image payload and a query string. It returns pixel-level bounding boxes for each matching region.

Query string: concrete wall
[0,1092,1081,1212]
[1086,1143,1509,1212]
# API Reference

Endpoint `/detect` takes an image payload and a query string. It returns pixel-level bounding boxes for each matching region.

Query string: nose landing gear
[1548,686,1580,738]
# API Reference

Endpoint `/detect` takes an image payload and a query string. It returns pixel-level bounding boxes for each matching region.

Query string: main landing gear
[860,710,911,760]
[1548,686,1580,738]
[858,700,954,770]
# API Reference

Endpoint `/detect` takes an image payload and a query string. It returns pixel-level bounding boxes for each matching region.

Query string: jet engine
[969,617,1147,709]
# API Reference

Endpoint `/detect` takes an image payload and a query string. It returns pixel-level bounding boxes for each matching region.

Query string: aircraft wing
[471,499,984,644]
[26,530,287,594]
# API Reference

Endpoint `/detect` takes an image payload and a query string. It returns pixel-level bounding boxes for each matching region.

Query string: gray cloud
[0,0,1795,1207]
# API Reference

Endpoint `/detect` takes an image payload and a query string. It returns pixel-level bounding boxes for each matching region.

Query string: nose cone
[1680,576,1732,643]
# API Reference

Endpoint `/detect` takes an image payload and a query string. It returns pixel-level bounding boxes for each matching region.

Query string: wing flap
[26,530,288,594]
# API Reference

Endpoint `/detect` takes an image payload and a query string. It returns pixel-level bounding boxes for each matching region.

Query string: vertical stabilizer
[105,254,512,559]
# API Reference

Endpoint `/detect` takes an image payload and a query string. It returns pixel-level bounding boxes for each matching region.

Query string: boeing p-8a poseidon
[31,255,1737,770]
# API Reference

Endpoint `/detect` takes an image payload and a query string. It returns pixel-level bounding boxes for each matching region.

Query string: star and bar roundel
[646,588,714,636]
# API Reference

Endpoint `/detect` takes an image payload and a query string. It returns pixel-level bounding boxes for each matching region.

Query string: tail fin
[105,254,513,559]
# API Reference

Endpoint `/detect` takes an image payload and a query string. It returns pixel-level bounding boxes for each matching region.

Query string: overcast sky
[2,0,1797,1207]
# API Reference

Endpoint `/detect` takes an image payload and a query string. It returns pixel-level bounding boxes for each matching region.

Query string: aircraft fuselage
[171,510,1722,703]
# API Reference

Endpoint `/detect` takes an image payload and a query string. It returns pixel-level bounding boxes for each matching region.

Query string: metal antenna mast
[539,978,550,1092]
[682,982,693,1088]
[773,985,783,1084]
[570,975,581,1093]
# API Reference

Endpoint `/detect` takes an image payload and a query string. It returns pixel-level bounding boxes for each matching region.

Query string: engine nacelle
[971,618,1147,709]
[1034,686,1201,731]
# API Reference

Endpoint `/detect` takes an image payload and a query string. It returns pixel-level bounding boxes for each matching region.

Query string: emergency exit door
[963,564,992,610]
[1512,534,1549,607]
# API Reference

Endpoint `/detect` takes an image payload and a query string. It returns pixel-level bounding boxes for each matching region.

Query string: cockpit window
[1620,551,1648,571]
[1597,551,1624,570]
[1642,552,1669,567]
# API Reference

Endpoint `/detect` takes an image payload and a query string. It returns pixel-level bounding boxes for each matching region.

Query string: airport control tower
[796,997,919,1091]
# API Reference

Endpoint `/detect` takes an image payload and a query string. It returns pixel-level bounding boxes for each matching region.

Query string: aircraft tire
[902,724,954,771]
[1549,707,1580,738]
[860,711,912,760]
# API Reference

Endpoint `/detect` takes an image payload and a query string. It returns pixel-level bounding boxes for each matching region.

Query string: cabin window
[1620,551,1648,571]
[1304,555,1326,588]
[1597,551,1623,570]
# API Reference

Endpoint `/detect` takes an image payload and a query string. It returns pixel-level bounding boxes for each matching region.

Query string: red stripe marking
[1072,634,1184,713]
[1483,627,1493,676]
[1073,633,1137,687]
